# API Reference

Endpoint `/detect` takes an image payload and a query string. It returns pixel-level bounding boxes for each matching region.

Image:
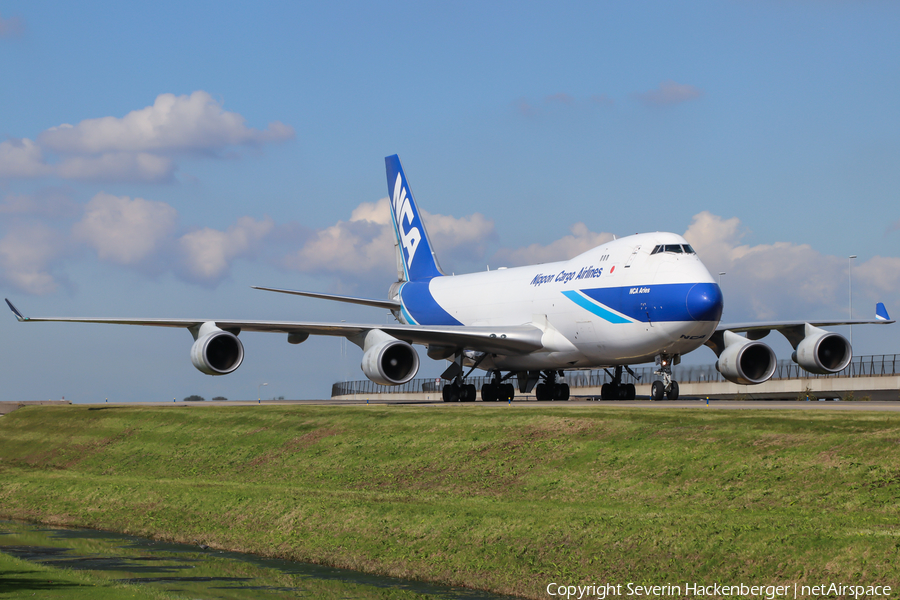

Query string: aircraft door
[623,245,641,269]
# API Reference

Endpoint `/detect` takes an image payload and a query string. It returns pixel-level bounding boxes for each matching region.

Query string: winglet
[5,299,27,322]
[876,302,890,321]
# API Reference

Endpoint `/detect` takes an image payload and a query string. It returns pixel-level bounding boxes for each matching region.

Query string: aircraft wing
[717,302,892,333]
[708,302,893,353]
[5,299,544,355]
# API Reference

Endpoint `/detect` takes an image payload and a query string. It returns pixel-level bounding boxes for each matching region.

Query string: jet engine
[715,330,777,385]
[359,331,419,385]
[190,322,244,375]
[792,325,851,374]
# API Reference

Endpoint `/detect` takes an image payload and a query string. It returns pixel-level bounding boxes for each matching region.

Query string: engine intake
[359,330,419,385]
[715,330,777,385]
[792,326,851,374]
[191,322,244,375]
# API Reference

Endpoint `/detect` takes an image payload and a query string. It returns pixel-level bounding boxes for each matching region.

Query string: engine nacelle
[190,322,244,375]
[360,333,419,386]
[792,325,851,374]
[715,330,777,385]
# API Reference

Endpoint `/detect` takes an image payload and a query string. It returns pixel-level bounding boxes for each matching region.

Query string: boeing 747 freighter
[6,155,893,401]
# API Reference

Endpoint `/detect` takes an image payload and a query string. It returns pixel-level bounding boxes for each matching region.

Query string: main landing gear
[442,381,477,402]
[600,365,637,400]
[535,370,570,401]
[441,354,516,402]
[480,371,516,402]
[650,354,680,400]
[440,352,478,402]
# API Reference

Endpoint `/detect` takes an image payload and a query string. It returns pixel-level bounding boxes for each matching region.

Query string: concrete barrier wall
[333,377,900,402]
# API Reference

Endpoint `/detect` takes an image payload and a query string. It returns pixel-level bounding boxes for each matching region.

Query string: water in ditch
[0,520,517,599]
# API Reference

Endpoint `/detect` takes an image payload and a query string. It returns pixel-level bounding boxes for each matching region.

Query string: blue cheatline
[561,289,632,324]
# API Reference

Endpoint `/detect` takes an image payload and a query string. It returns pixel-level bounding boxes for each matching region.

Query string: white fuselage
[397,232,722,371]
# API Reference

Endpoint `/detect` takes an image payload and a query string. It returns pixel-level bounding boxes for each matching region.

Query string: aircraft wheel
[501,383,515,402]
[459,384,476,402]
[535,383,548,401]
[557,383,570,401]
[442,385,455,402]
[452,384,462,402]
[626,383,636,400]
[650,380,665,401]
[481,383,496,402]
[666,381,679,400]
[600,383,611,400]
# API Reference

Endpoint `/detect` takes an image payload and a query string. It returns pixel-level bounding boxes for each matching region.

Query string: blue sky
[2,1,898,402]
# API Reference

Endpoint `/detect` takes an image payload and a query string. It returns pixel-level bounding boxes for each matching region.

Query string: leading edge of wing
[6,300,543,355]
[718,317,895,334]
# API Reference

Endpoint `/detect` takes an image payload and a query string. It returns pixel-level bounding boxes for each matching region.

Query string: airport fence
[331,353,900,397]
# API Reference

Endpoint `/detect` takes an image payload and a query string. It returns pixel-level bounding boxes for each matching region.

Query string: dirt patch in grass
[245,428,341,468]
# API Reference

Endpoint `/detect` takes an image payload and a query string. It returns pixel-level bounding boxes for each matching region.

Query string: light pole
[848,255,857,345]
[258,382,268,403]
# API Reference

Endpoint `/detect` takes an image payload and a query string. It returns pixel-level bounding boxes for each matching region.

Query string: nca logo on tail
[392,173,421,268]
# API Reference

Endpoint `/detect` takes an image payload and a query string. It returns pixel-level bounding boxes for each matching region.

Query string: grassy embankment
[1,404,899,598]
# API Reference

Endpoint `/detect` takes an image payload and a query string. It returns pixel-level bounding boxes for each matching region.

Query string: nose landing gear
[650,354,680,400]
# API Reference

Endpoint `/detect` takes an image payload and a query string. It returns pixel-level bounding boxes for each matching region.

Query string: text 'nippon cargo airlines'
[6,155,894,401]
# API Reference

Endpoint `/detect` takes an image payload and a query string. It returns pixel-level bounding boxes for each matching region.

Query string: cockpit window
[651,244,696,255]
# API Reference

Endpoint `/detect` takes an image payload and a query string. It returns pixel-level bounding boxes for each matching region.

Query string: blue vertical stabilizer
[385,155,444,282]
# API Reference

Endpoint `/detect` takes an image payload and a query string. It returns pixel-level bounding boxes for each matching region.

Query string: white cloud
[683,211,891,321]
[56,152,175,183]
[634,80,704,106]
[419,209,495,265]
[0,223,65,294]
[0,189,79,219]
[284,198,399,279]
[854,256,900,304]
[0,91,294,183]
[39,91,293,155]
[0,138,49,177]
[492,222,614,267]
[72,192,178,264]
[178,216,274,282]
[284,198,497,282]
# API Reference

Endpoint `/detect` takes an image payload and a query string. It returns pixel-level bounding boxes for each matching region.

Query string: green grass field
[1,404,899,598]
[0,548,177,599]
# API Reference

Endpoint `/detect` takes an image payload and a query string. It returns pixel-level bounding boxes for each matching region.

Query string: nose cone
[686,283,724,322]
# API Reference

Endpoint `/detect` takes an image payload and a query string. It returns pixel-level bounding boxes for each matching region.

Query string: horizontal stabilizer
[251,286,401,311]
